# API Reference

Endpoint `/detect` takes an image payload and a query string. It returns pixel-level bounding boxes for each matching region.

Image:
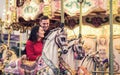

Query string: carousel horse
[4,27,68,75]
[78,50,99,73]
[0,44,18,65]
[60,38,85,75]
[75,36,109,74]
[0,44,19,74]
[78,50,109,74]
[37,27,68,75]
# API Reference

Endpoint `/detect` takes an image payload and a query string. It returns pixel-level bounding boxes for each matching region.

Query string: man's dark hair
[28,26,40,42]
[39,16,49,22]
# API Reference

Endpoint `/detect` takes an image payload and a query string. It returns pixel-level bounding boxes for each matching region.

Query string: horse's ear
[60,28,64,32]
[60,28,67,35]
[57,28,63,35]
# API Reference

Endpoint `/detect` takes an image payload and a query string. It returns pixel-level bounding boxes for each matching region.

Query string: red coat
[26,40,43,61]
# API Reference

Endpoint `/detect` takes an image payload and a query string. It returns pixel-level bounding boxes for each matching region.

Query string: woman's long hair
[28,26,40,42]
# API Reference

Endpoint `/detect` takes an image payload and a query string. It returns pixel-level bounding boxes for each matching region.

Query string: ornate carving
[85,16,109,27]
[113,15,120,24]
[65,17,77,29]
[115,16,120,23]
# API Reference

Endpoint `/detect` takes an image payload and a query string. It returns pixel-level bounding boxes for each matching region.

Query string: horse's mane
[44,27,61,40]
[43,28,62,52]
[42,27,63,69]
[68,39,80,48]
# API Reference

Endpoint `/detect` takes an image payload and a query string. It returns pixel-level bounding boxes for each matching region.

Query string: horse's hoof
[63,50,68,54]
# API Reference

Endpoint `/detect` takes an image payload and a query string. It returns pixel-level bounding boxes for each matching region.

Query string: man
[39,16,50,37]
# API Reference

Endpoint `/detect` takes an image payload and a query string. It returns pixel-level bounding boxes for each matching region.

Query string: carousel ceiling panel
[17,0,43,21]
[16,0,110,21]
[15,0,120,29]
[63,0,108,16]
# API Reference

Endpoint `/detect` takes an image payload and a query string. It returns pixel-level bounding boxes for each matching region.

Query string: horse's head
[0,44,8,53]
[72,41,85,60]
[6,50,13,58]
[55,28,68,54]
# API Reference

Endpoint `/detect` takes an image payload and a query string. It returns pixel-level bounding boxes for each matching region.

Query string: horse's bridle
[55,30,68,54]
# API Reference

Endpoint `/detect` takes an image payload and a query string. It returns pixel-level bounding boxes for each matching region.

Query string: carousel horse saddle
[20,60,37,71]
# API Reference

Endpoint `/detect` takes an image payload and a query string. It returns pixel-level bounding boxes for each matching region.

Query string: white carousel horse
[59,38,85,75]
[77,35,97,73]
[78,50,109,74]
[78,50,99,73]
[4,27,68,75]
[37,27,68,75]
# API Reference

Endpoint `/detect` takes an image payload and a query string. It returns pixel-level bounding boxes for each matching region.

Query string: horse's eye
[78,46,82,50]
[61,37,66,41]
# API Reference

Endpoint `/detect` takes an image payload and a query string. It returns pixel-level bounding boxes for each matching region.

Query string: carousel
[0,0,120,75]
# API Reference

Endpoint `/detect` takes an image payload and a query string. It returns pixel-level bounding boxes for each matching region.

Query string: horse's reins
[81,51,99,66]
[42,52,60,75]
[43,28,59,41]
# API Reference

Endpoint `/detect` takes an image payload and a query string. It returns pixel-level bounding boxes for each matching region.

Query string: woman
[26,26,45,61]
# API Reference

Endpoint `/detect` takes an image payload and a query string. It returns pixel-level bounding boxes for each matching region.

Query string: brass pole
[61,0,64,27]
[79,1,82,38]
[7,30,10,47]
[6,0,10,47]
[109,0,114,75]
[5,0,8,22]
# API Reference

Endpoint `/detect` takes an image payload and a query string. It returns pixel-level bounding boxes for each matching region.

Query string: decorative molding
[64,16,79,29]
[114,14,120,24]
[83,14,109,27]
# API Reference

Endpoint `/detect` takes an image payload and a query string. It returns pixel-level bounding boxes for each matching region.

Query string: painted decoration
[43,5,52,18]
[93,0,107,10]
[21,1,39,20]
[51,0,61,17]
[63,0,108,16]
